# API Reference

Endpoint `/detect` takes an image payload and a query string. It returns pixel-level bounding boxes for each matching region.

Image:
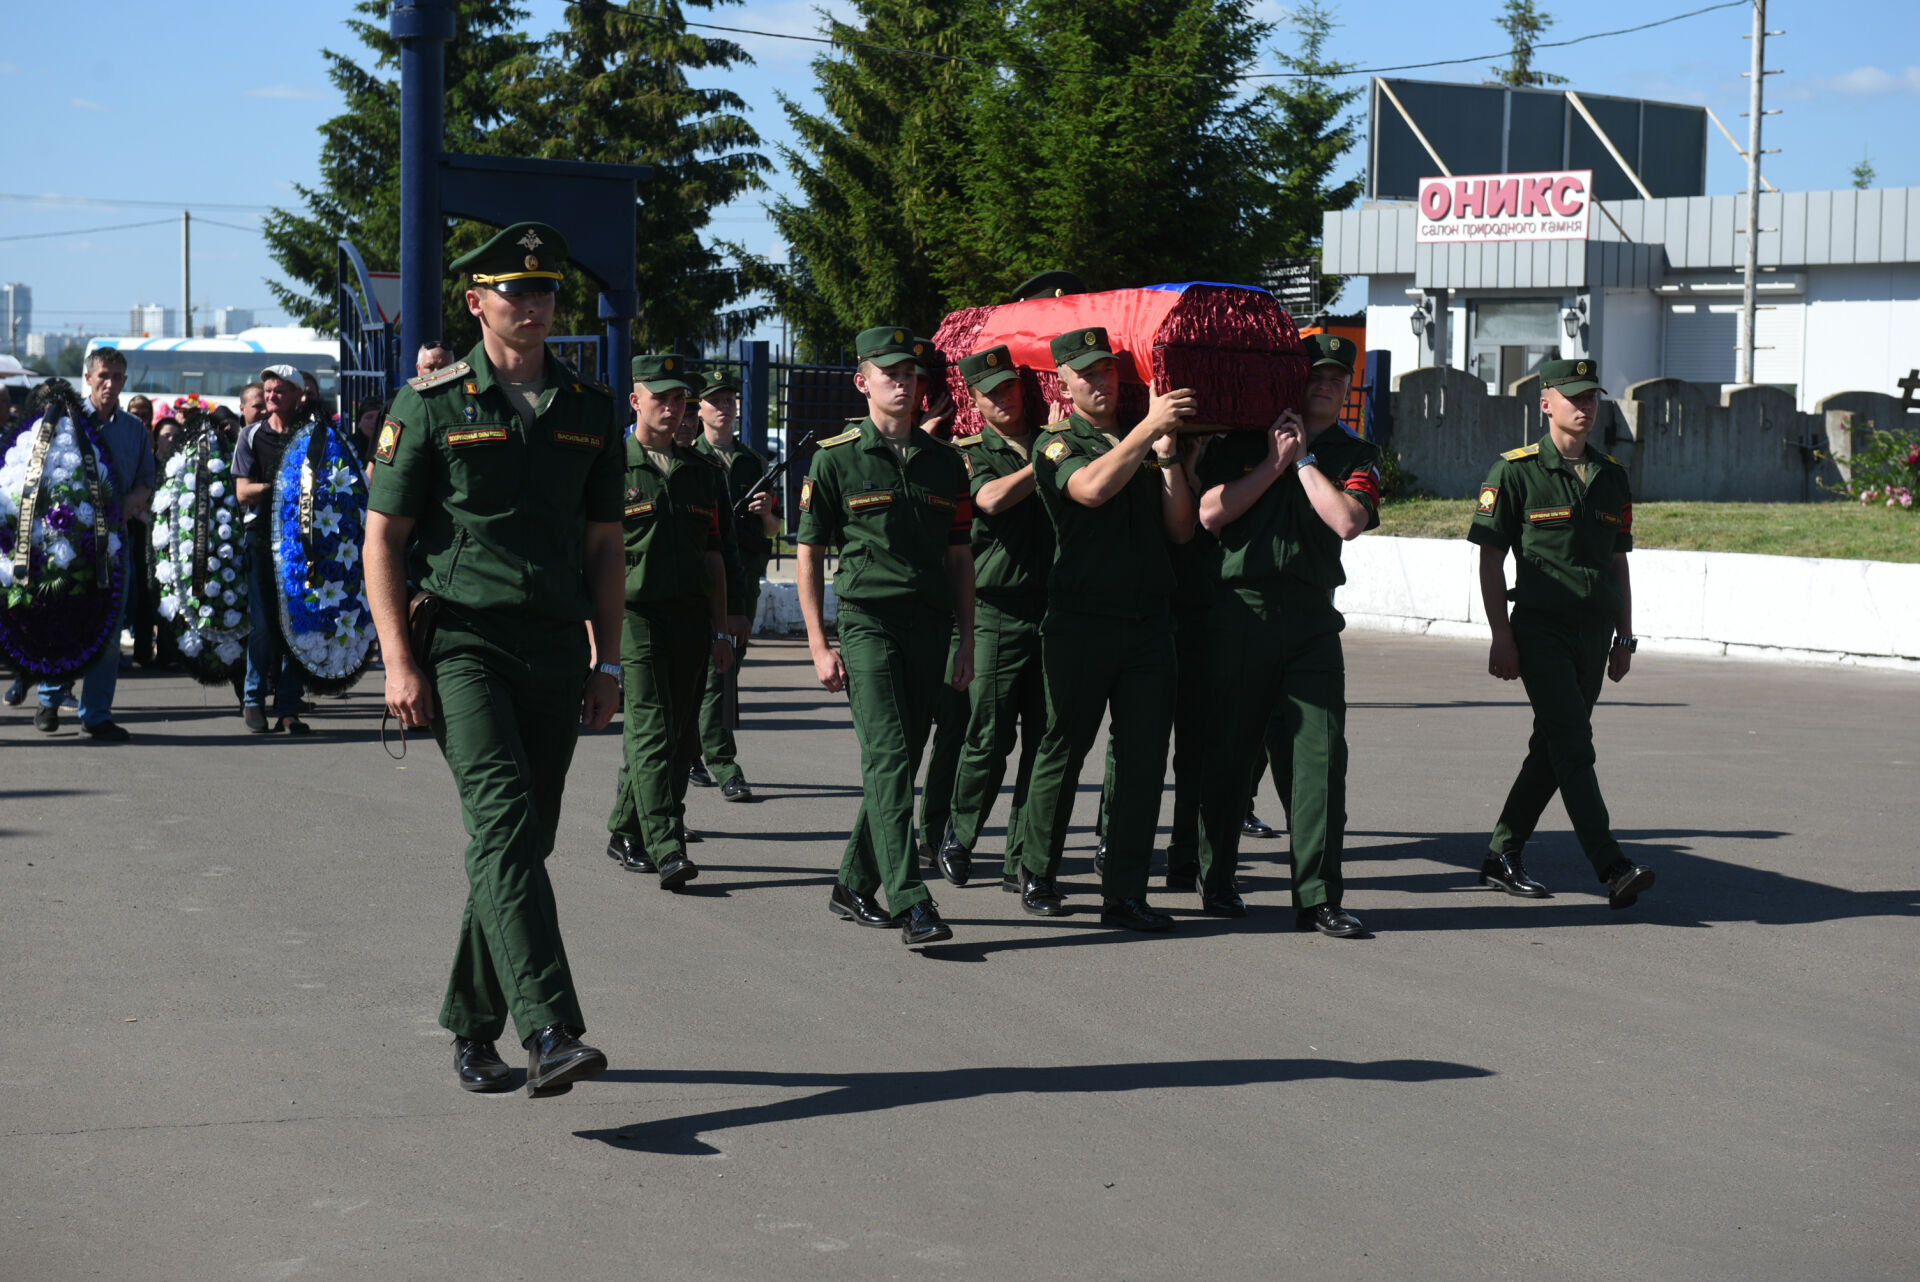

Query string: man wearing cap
[1014,327,1197,932]
[603,354,735,889]
[232,362,314,734]
[1468,358,1654,909]
[797,326,976,947]
[687,369,772,802]
[1194,333,1378,935]
[933,345,1054,891]
[364,221,626,1098]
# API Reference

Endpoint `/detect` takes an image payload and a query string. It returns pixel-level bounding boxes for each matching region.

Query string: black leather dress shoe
[899,900,953,946]
[687,761,717,788]
[1019,866,1067,916]
[829,882,897,927]
[1092,838,1108,877]
[1199,879,1248,918]
[453,1036,513,1093]
[936,820,972,887]
[720,775,753,802]
[1165,867,1198,894]
[1100,897,1175,932]
[1242,811,1278,839]
[522,1024,607,1098]
[83,720,131,742]
[1605,861,1656,910]
[607,834,655,874]
[656,852,699,891]
[1296,905,1366,937]
[683,828,703,843]
[1481,852,1550,898]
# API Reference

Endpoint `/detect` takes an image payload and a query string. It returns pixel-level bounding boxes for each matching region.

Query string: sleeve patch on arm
[375,419,403,464]
[1042,438,1071,463]
[1476,484,1499,515]
[799,476,814,512]
[1344,467,1381,506]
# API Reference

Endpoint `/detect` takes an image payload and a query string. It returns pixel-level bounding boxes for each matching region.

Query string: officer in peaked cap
[1467,357,1654,909]
[365,218,626,1098]
[795,325,976,948]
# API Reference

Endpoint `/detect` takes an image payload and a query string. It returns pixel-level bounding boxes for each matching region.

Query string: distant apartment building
[130,303,177,338]
[214,307,254,336]
[3,283,31,354]
[24,331,97,360]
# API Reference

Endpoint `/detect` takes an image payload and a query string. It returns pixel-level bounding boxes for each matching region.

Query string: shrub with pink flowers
[1822,426,1920,511]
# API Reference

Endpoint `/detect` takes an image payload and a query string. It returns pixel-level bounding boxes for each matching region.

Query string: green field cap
[451,222,567,293]
[698,369,741,398]
[631,352,695,392]
[1540,357,1604,396]
[856,326,927,370]
[1049,326,1115,370]
[1305,332,1357,374]
[959,344,1019,392]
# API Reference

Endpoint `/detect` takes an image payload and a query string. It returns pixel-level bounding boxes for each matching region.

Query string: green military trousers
[607,601,710,860]
[837,600,952,915]
[696,550,768,783]
[1196,590,1349,910]
[1019,609,1177,898]
[1490,608,1624,878]
[430,610,589,1044]
[946,597,1048,876]
[915,621,968,851]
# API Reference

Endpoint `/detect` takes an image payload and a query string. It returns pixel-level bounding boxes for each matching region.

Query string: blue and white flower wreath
[271,421,374,693]
[150,418,249,684]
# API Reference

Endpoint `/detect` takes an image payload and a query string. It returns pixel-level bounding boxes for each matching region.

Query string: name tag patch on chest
[447,426,509,447]
[625,499,656,517]
[552,430,602,450]
[847,492,894,511]
[1526,506,1573,524]
[924,494,955,511]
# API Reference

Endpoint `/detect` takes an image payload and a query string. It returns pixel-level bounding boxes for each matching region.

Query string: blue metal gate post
[1362,349,1393,448]
[393,0,455,382]
[741,340,770,453]
[598,290,638,399]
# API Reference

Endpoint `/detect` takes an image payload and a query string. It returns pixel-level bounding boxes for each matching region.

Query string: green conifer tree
[1489,0,1567,88]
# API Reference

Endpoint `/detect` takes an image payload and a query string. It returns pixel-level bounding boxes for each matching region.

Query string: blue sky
[2,0,1915,347]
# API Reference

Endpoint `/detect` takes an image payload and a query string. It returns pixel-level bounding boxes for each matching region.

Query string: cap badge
[524,255,539,270]
[663,358,675,371]
[893,329,906,343]
[518,229,544,250]
[1578,362,1589,374]
[985,353,998,367]
[1083,331,1096,346]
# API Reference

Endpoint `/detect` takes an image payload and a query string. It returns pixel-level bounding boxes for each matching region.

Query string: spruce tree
[1255,0,1364,311]
[500,0,770,351]
[1489,0,1567,88]
[261,0,535,337]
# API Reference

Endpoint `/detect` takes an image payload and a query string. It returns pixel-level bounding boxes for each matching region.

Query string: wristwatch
[594,662,623,680]
[1611,635,1637,653]
[1294,452,1317,471]
[713,632,735,644]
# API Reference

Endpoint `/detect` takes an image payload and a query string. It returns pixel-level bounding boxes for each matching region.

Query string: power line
[0,218,175,243]
[640,1,1748,82]
[194,217,265,233]
[0,192,275,213]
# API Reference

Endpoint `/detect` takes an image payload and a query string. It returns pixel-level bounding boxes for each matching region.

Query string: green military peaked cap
[1049,326,1115,370]
[697,368,741,398]
[1540,357,1604,396]
[959,344,1019,393]
[631,352,695,392]
[855,326,928,371]
[1305,332,1357,374]
[450,221,567,293]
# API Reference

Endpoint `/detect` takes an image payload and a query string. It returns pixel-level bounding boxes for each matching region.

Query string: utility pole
[181,209,192,340]
[1738,0,1780,386]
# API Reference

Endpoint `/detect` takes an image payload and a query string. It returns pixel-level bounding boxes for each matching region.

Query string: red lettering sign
[1416,169,1592,245]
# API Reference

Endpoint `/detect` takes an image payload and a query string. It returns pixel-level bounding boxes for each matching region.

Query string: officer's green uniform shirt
[955,428,1052,601]
[369,341,623,618]
[1197,426,1382,596]
[619,436,722,605]
[1031,413,1173,616]
[697,435,773,559]
[795,417,972,609]
[1467,434,1634,617]
[686,435,749,613]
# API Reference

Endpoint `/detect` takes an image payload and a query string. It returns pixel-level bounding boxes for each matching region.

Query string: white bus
[83,328,340,414]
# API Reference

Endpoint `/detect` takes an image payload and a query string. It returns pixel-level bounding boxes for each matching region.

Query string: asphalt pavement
[3,633,1915,1280]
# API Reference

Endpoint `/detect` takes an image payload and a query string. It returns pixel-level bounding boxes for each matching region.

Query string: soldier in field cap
[796,325,977,948]
[1466,356,1655,909]
[365,219,625,1098]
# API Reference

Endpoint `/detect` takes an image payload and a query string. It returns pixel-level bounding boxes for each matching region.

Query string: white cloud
[1792,65,1920,98]
[71,98,106,112]
[245,84,325,100]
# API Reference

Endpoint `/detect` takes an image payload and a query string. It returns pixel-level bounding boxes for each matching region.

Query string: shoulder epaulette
[1044,420,1074,434]
[407,360,471,393]
[952,432,984,447]
[1501,443,1540,461]
[817,427,862,448]
[1594,448,1620,466]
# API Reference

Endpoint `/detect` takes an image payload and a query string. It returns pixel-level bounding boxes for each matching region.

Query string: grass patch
[1374,498,1920,563]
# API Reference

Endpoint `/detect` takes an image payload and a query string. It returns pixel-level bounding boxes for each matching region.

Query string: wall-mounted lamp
[1562,297,1588,340]
[1409,301,1431,337]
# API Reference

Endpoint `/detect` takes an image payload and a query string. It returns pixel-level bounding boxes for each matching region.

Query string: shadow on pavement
[580,1056,1495,1156]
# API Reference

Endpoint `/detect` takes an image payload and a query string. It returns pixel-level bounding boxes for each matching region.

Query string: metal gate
[336,239,398,419]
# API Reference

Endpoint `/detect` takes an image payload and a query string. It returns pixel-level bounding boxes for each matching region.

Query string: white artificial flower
[150,489,173,515]
[48,538,76,568]
[108,533,122,556]
[178,632,204,657]
[315,582,346,611]
[165,455,188,479]
[220,566,235,583]
[0,561,11,588]
[0,490,15,518]
[315,509,342,537]
[75,502,94,525]
[208,481,226,499]
[332,612,363,644]
[160,593,181,618]
[197,603,214,619]
[155,563,177,586]
[179,539,194,559]
[222,610,242,629]
[208,458,226,474]
[337,540,360,571]
[216,525,232,541]
[222,589,237,605]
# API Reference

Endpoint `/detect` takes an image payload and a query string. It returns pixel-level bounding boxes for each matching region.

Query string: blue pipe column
[740,340,770,454]
[598,289,639,413]
[392,0,456,382]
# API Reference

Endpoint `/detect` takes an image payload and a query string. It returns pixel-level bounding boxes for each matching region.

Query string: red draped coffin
[931,282,1307,438]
